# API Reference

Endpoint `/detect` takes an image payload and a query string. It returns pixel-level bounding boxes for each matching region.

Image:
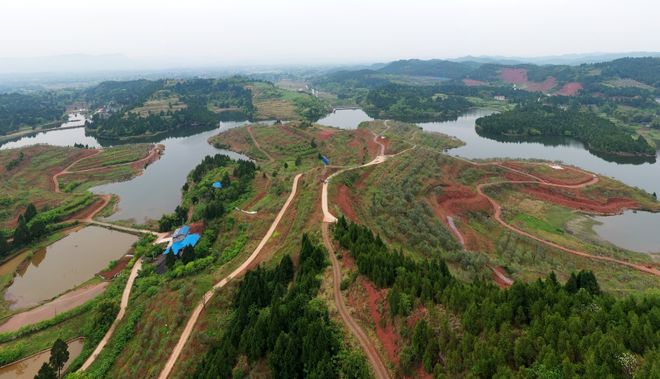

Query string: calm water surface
[317,109,373,129]
[0,113,98,150]
[0,338,83,379]
[419,109,660,195]
[591,211,660,254]
[4,226,137,309]
[91,121,252,222]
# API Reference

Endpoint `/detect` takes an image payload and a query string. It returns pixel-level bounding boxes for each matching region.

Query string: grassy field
[247,82,329,121]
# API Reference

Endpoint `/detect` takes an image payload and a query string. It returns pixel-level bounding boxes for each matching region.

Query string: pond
[4,226,137,310]
[0,338,83,379]
[419,109,660,195]
[317,108,373,129]
[591,210,660,254]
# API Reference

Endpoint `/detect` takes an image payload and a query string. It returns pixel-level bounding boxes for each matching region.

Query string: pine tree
[35,362,57,379]
[49,338,69,378]
[24,203,37,222]
[13,215,30,246]
[0,230,9,257]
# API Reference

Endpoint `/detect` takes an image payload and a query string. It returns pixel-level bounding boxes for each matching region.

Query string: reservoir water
[4,226,137,310]
[317,108,373,129]
[0,113,99,150]
[90,121,252,222]
[418,109,660,195]
[591,211,660,254]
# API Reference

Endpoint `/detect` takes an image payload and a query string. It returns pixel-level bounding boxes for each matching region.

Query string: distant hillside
[377,59,479,79]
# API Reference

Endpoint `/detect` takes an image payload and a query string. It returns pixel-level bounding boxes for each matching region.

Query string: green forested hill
[475,104,656,156]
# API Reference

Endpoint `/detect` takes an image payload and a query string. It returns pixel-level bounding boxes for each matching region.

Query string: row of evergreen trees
[0,203,46,259]
[193,235,369,378]
[333,216,660,378]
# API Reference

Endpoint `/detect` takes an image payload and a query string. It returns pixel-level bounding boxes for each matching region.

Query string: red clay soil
[67,194,112,222]
[350,128,381,159]
[318,130,335,141]
[336,184,359,221]
[98,255,131,280]
[463,79,487,87]
[350,279,400,366]
[341,251,356,271]
[429,183,495,251]
[557,82,583,96]
[526,77,557,92]
[521,185,638,214]
[499,68,556,92]
[187,221,205,235]
[491,266,514,289]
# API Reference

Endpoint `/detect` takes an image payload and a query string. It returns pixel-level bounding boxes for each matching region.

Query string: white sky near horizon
[0,0,658,65]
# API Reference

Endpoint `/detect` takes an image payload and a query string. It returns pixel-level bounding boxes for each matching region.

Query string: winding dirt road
[158,173,303,379]
[80,259,143,371]
[321,125,394,379]
[476,180,660,276]
[247,125,274,162]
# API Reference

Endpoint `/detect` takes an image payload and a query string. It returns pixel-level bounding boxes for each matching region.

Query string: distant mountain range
[451,52,660,66]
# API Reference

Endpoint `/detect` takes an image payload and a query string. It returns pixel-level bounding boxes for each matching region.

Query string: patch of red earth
[499,68,528,84]
[99,255,131,280]
[362,280,400,365]
[522,185,638,214]
[463,78,487,87]
[336,184,359,221]
[341,251,355,271]
[526,77,557,92]
[499,68,556,92]
[351,128,380,159]
[188,221,205,235]
[317,130,335,141]
[353,166,374,190]
[491,266,513,289]
[428,183,495,251]
[557,82,583,96]
[67,195,111,221]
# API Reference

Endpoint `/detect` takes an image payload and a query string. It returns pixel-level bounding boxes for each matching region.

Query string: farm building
[164,223,204,256]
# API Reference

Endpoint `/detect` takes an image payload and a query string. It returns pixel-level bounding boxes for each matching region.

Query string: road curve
[158,173,303,379]
[80,259,143,371]
[476,180,660,276]
[321,124,393,379]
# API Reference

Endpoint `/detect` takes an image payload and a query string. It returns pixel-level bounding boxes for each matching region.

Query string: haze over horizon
[1,0,659,72]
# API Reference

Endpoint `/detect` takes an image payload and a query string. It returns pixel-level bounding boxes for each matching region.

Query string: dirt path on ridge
[158,173,303,379]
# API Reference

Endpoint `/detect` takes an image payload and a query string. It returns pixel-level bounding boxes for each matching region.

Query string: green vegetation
[0,92,67,135]
[335,218,660,378]
[249,82,329,121]
[86,78,254,139]
[476,104,655,157]
[193,235,369,378]
[363,83,472,122]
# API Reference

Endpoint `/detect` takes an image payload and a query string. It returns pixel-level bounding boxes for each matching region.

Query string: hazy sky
[1,0,658,65]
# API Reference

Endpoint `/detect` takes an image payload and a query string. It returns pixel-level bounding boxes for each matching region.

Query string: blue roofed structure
[172,225,190,240]
[165,233,201,255]
[320,155,329,165]
[212,181,223,189]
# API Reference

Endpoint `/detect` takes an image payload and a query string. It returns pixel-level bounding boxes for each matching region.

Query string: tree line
[193,235,370,378]
[0,92,66,135]
[333,217,660,378]
[476,104,655,156]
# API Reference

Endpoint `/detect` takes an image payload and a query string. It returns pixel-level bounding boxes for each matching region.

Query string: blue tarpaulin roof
[172,225,190,239]
[165,233,201,255]
[320,155,329,165]
[212,181,222,189]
